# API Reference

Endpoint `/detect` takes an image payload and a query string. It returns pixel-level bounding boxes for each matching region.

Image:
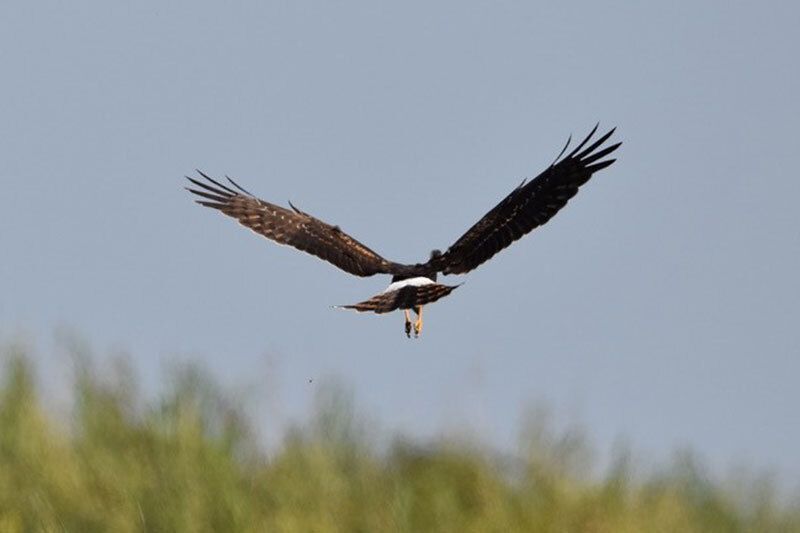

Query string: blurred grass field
[1,342,798,532]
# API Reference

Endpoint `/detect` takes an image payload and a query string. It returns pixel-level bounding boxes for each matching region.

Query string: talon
[414,319,422,338]
[405,321,412,338]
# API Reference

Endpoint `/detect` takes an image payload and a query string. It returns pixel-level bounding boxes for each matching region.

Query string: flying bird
[186,125,620,337]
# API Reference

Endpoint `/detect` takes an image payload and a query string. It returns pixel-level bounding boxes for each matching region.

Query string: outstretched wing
[428,125,621,275]
[186,172,406,277]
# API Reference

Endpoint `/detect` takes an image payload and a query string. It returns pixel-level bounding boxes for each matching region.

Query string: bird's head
[430,249,442,260]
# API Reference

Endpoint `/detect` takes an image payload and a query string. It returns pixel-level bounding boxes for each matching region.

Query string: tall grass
[1,344,798,532]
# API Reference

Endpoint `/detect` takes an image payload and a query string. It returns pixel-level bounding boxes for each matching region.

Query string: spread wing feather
[186,171,407,277]
[429,125,621,275]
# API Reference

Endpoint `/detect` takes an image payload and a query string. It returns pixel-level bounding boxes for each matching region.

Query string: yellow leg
[404,309,412,338]
[414,306,423,337]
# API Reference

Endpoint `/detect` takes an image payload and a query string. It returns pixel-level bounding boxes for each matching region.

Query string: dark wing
[185,171,408,277]
[428,125,621,275]
[335,283,461,314]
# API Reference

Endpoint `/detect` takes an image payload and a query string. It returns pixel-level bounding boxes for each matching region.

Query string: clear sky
[2,2,799,479]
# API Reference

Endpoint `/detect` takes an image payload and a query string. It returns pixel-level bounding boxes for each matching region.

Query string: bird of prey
[186,125,620,338]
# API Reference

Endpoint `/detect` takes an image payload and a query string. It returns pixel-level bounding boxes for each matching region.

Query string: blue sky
[2,2,799,479]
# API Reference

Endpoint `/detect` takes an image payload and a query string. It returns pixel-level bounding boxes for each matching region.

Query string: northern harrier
[186,125,620,337]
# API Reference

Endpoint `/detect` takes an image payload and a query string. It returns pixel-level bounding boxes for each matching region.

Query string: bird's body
[186,125,621,337]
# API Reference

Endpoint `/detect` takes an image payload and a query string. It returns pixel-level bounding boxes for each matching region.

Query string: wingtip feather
[567,123,600,158]
[226,175,254,196]
[193,171,239,196]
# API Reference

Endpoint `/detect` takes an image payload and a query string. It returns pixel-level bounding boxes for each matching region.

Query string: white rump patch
[382,276,435,294]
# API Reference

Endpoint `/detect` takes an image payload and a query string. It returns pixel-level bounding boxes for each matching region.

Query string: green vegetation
[1,343,798,532]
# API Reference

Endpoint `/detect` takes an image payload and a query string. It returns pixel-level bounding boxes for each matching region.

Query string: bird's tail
[334,283,461,314]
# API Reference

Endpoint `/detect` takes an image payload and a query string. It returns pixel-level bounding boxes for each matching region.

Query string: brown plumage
[425,124,621,275]
[335,282,460,314]
[185,125,621,336]
[186,171,410,277]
